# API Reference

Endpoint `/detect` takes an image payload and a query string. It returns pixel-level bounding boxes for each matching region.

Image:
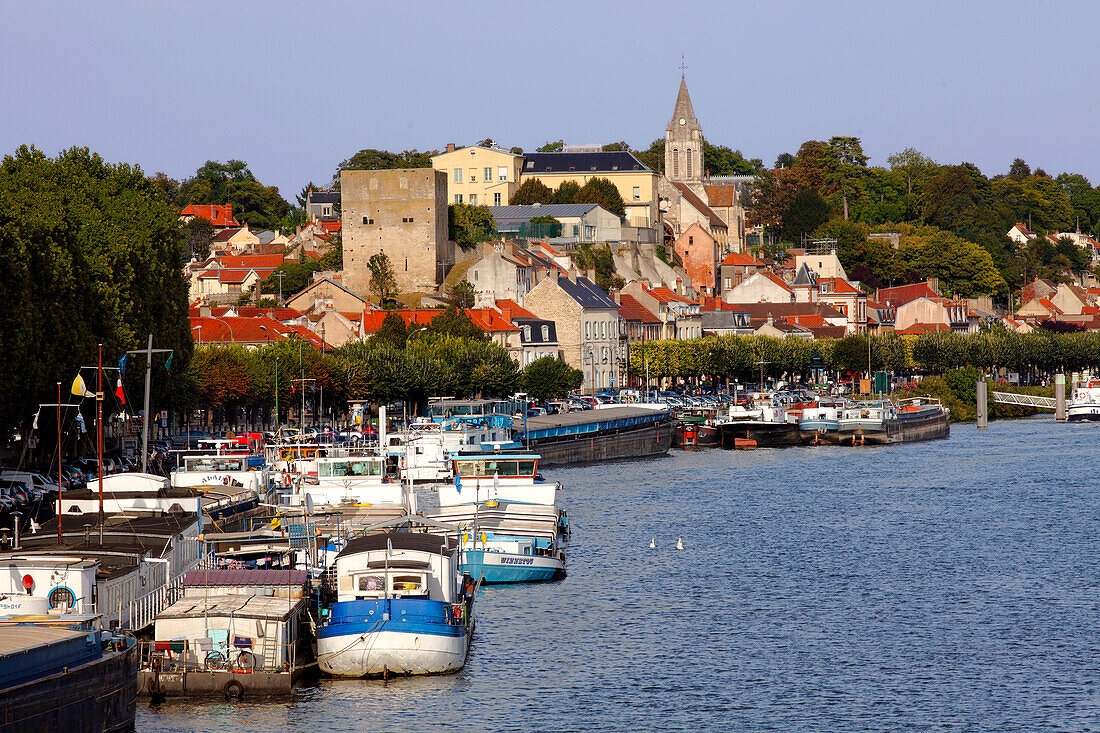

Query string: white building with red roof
[180,204,240,229]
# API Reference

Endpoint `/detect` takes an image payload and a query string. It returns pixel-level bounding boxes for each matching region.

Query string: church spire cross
[679,56,687,77]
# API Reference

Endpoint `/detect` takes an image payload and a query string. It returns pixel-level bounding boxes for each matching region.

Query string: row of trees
[629,329,1100,384]
[181,335,582,425]
[509,177,626,219]
[747,138,1100,296]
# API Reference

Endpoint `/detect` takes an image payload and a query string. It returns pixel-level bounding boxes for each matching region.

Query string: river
[139,418,1099,732]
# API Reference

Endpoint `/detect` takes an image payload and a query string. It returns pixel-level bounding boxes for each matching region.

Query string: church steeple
[665,75,703,183]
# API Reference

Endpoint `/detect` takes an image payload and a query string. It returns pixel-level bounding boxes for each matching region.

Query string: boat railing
[125,572,186,632]
[137,638,301,674]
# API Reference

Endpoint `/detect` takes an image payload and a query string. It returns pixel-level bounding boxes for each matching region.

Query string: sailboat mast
[98,343,104,520]
[57,381,62,545]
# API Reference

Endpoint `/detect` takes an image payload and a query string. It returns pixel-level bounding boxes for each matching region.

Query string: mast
[97,343,104,522]
[56,382,62,545]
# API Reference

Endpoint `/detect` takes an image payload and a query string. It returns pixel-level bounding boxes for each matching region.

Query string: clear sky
[3,0,1097,199]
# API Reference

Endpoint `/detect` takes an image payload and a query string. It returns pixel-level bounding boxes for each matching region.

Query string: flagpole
[97,344,104,522]
[142,334,152,473]
[57,381,62,546]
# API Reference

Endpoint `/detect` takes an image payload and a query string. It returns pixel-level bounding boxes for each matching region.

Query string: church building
[657,76,748,294]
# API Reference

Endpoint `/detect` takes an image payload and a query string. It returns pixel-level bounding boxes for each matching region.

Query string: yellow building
[430,144,524,208]
[519,151,658,228]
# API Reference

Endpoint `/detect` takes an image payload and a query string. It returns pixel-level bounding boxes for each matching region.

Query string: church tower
[665,75,703,184]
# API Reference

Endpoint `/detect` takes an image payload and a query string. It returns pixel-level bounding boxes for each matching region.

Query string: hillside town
[178,77,1100,393]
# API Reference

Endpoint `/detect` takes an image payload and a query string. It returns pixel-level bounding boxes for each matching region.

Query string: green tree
[336,148,436,178]
[178,159,291,230]
[448,280,476,308]
[553,180,581,204]
[888,147,936,220]
[375,311,408,348]
[429,305,486,340]
[576,177,626,218]
[181,216,215,262]
[782,189,831,242]
[449,203,495,251]
[702,141,761,175]
[367,252,399,305]
[574,243,624,292]
[521,356,583,400]
[537,140,564,153]
[509,179,553,206]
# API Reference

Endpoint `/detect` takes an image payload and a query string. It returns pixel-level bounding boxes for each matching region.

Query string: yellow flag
[270,517,281,531]
[71,375,93,398]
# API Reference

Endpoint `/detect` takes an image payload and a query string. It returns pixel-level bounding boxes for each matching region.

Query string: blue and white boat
[317,515,475,677]
[429,452,568,583]
[798,399,847,445]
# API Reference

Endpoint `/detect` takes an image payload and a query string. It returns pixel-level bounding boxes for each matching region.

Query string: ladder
[260,619,280,670]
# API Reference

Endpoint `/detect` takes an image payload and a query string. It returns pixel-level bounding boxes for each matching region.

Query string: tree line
[630,329,1100,384]
[747,138,1100,300]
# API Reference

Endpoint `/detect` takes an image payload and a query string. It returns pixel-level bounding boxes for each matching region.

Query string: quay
[516,406,672,467]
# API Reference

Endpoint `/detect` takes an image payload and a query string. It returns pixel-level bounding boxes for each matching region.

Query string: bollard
[1055,373,1066,421]
[976,379,988,429]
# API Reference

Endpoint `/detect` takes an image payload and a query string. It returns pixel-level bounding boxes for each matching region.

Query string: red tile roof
[670,182,726,229]
[618,294,661,323]
[720,252,766,267]
[361,308,515,335]
[495,299,538,319]
[218,254,285,270]
[1037,298,1063,314]
[180,204,239,227]
[319,220,342,233]
[699,295,748,312]
[819,277,865,295]
[702,184,737,207]
[190,315,290,344]
[646,285,694,304]
[876,282,939,308]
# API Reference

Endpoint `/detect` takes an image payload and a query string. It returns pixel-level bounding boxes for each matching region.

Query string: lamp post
[405,326,428,347]
[191,324,202,344]
[208,316,235,342]
[583,346,594,396]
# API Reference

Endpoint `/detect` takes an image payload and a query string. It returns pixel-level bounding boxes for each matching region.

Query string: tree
[181,216,215,262]
[509,179,553,206]
[449,203,495,251]
[336,148,436,176]
[0,145,192,438]
[521,356,583,400]
[177,159,291,230]
[888,148,936,221]
[702,141,759,175]
[602,141,632,152]
[375,311,409,348]
[576,177,626,218]
[574,243,624,292]
[553,180,581,205]
[782,189,831,242]
[774,152,794,169]
[429,306,486,340]
[448,280,476,308]
[537,140,564,153]
[367,252,399,306]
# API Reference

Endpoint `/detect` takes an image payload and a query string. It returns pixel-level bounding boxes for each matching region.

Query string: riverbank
[892,370,1058,422]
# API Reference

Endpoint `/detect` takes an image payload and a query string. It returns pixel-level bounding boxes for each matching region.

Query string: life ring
[223,679,244,699]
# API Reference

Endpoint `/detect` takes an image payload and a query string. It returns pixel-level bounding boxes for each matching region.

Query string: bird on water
[676,537,684,550]
[649,538,656,549]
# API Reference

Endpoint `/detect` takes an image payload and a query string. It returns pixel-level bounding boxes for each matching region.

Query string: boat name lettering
[500,557,535,565]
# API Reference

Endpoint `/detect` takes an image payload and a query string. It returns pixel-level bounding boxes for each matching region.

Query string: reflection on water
[139,419,1100,732]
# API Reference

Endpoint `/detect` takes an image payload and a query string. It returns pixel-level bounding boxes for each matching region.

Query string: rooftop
[522,151,650,174]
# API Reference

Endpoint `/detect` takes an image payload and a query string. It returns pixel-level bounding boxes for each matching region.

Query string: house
[497,299,560,366]
[816,277,869,334]
[620,282,702,340]
[698,298,752,335]
[340,168,453,295]
[465,241,556,307]
[522,270,622,391]
[488,203,622,245]
[190,309,328,349]
[285,276,369,315]
[306,189,340,222]
[731,302,849,335]
[672,223,720,294]
[180,204,239,229]
[875,280,941,309]
[210,226,261,254]
[359,307,520,354]
[895,297,971,334]
[718,251,768,294]
[722,270,795,304]
[1007,222,1037,244]
[793,251,848,280]
[431,144,524,208]
[519,150,658,229]
[664,181,729,249]
[188,253,284,303]
[755,316,814,340]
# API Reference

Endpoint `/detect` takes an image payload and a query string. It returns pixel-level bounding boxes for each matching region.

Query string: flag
[75,412,86,434]
[32,410,39,430]
[71,375,93,398]
[164,353,173,372]
[115,379,126,405]
[118,354,127,376]
[291,384,296,394]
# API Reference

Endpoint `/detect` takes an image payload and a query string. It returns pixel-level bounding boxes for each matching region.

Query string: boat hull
[1067,404,1100,421]
[318,626,470,677]
[719,421,803,448]
[461,549,564,583]
[884,408,950,443]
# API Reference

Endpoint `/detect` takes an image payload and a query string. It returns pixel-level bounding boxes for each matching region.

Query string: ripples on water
[140,419,1099,732]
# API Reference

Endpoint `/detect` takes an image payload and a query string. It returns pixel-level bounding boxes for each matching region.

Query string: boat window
[322,460,382,477]
[391,574,425,593]
[357,574,385,594]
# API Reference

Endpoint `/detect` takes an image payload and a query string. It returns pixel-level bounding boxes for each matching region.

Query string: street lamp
[208,315,235,342]
[583,346,595,395]
[191,324,202,344]
[405,326,428,347]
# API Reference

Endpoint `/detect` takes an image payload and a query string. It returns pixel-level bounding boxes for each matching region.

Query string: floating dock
[516,406,672,467]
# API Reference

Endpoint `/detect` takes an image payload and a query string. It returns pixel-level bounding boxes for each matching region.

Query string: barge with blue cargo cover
[514,405,672,467]
[0,614,137,732]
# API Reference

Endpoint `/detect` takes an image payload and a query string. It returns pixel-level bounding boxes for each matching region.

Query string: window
[633,186,640,201]
[470,194,478,206]
[585,321,590,339]
[401,216,415,223]
[541,325,549,340]
[454,169,463,183]
[498,167,508,181]
[494,192,502,206]
[455,194,463,204]
[673,149,679,178]
[399,176,408,190]
[322,206,331,216]
[523,325,531,341]
[484,167,492,182]
[687,150,692,178]
[470,169,477,182]
[688,236,694,245]
[362,216,374,225]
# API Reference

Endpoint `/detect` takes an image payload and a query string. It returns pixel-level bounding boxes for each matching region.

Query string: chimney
[675,276,683,296]
[928,277,941,296]
[566,268,577,284]
[446,143,456,153]
[610,287,621,304]
[200,305,212,318]
[500,304,512,323]
[586,268,597,283]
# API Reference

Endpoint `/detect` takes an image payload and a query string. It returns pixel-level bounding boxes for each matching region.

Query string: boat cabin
[453,455,538,479]
[333,531,460,604]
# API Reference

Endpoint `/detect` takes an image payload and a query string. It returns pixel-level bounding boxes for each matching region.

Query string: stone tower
[665,75,703,184]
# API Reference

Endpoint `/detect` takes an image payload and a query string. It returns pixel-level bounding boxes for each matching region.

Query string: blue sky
[2,1,1097,199]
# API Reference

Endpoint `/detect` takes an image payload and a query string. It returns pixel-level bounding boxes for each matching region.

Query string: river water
[139,418,1099,732]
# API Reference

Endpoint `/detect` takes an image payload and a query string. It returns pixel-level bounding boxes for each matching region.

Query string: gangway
[990,392,1057,410]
